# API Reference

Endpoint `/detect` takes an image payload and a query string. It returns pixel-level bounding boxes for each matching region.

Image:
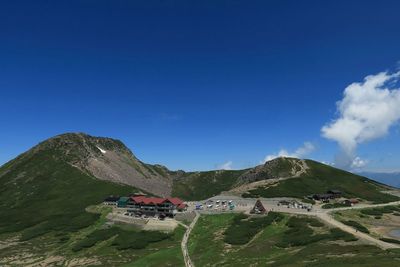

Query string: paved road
[181,211,200,267]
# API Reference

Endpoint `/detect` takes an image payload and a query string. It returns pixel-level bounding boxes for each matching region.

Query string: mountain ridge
[1,132,398,247]
[357,171,400,189]
[1,132,397,201]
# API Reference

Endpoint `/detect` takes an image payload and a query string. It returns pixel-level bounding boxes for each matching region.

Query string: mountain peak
[6,132,174,197]
[237,157,309,184]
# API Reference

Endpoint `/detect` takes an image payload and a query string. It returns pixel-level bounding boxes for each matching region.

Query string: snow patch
[96,146,106,154]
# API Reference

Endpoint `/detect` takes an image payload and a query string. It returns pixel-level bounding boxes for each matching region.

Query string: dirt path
[329,200,400,211]
[317,212,400,249]
[181,211,200,267]
[271,200,400,250]
[184,196,400,255]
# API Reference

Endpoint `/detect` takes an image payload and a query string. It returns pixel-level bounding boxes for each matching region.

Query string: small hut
[250,199,267,214]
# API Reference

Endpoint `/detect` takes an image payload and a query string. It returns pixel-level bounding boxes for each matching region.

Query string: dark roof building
[327,190,342,197]
[313,194,335,200]
[117,197,130,208]
[104,196,120,202]
[250,199,267,214]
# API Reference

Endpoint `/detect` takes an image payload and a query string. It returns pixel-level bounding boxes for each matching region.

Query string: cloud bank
[322,71,400,168]
[262,142,315,163]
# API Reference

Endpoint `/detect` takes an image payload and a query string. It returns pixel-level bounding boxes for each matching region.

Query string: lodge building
[114,194,187,217]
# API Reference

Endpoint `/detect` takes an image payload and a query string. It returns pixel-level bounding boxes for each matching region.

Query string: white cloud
[351,157,368,169]
[217,161,233,170]
[322,70,400,168]
[261,142,315,163]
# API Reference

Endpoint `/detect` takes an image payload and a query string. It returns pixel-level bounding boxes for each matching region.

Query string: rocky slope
[0,133,175,197]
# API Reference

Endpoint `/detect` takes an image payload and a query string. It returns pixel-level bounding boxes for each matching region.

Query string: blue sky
[1,1,400,172]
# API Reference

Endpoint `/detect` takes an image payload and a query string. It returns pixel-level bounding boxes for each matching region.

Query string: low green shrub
[341,220,369,233]
[72,228,120,252]
[72,227,171,252]
[276,217,329,248]
[360,206,400,217]
[276,217,359,248]
[20,222,51,241]
[329,228,358,242]
[224,212,284,245]
[322,202,351,209]
[112,230,171,250]
[307,219,324,227]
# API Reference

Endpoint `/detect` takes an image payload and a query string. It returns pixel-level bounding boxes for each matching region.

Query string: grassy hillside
[172,169,247,200]
[172,157,304,201]
[0,148,136,236]
[243,160,398,203]
[0,142,186,266]
[0,208,185,266]
[188,213,400,267]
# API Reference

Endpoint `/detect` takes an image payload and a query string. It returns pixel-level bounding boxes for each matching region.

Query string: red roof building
[126,196,186,217]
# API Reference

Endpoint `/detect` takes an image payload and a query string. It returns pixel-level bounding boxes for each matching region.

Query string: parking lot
[186,195,314,215]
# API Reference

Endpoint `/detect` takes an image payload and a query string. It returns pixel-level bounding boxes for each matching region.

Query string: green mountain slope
[243,160,398,203]
[171,157,307,200]
[0,143,136,237]
[0,133,399,266]
[13,132,176,197]
[172,169,248,200]
[0,133,185,266]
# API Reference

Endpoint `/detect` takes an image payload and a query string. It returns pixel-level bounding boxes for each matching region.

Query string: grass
[0,148,136,238]
[188,213,400,267]
[329,228,358,242]
[0,144,185,266]
[122,226,186,267]
[72,228,116,251]
[172,169,247,200]
[112,230,171,250]
[275,216,352,248]
[224,212,284,245]
[341,220,370,233]
[243,160,398,204]
[322,202,351,209]
[72,226,172,252]
[1,218,185,267]
[360,206,400,217]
